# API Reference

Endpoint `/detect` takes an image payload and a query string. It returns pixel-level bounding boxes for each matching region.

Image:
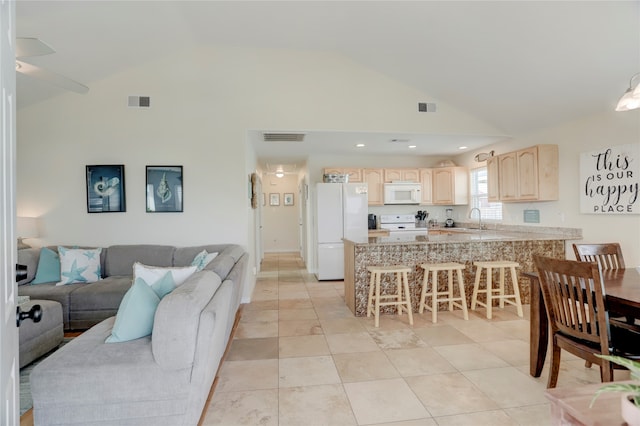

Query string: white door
[316,183,343,244]
[342,183,368,241]
[1,1,19,422]
[316,243,344,280]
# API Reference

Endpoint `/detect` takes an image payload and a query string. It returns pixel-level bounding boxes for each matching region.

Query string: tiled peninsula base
[344,238,567,317]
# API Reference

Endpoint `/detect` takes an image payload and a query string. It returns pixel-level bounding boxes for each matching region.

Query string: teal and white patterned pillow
[191,250,218,271]
[56,247,102,285]
[133,262,197,288]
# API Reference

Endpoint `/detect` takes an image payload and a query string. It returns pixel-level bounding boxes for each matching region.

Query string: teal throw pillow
[150,271,177,299]
[105,278,161,343]
[57,247,102,285]
[31,248,61,284]
[191,250,218,271]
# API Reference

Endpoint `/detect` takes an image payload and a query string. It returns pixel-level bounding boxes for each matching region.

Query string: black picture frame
[86,165,126,213]
[284,193,294,206]
[146,166,183,212]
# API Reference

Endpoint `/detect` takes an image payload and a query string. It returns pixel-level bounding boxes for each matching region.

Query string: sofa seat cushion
[104,245,175,277]
[69,276,132,313]
[30,317,192,424]
[152,271,221,370]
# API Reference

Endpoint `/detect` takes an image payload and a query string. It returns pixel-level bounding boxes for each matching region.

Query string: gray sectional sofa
[18,244,245,330]
[18,243,248,426]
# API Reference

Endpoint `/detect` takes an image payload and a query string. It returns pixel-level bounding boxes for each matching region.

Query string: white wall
[455,110,640,267]
[17,45,500,301]
[261,174,299,253]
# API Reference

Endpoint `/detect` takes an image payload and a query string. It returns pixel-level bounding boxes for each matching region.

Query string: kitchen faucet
[469,208,482,230]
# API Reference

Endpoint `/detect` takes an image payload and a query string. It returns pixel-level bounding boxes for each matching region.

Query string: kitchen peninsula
[343,226,581,316]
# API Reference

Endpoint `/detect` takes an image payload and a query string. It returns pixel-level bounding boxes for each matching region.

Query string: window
[470,166,502,220]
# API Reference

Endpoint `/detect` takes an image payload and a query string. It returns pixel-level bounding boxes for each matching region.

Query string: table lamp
[17,216,39,249]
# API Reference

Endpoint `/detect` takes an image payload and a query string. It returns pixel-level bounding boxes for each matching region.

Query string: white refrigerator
[316,182,368,280]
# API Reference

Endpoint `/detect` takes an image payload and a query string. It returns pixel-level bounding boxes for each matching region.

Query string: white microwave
[383,182,421,205]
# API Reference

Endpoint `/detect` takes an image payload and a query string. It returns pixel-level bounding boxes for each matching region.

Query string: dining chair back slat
[573,243,625,270]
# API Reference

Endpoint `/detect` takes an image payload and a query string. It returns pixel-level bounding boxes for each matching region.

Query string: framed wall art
[269,193,280,206]
[579,143,639,214]
[250,172,258,209]
[86,165,126,213]
[146,165,183,212]
[284,193,294,206]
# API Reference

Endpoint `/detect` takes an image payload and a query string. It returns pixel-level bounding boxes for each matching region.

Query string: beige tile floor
[201,252,628,426]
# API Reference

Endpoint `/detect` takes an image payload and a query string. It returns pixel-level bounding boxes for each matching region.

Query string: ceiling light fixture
[408,145,417,149]
[356,143,365,148]
[275,170,284,178]
[458,146,468,150]
[615,72,640,111]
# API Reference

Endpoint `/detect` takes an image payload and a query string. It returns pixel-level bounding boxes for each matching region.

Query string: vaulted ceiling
[16,1,640,160]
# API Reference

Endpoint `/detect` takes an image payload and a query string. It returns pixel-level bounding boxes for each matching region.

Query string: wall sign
[580,143,639,214]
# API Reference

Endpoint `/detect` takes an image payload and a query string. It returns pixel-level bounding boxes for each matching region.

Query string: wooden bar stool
[418,262,468,323]
[471,260,523,319]
[366,265,414,328]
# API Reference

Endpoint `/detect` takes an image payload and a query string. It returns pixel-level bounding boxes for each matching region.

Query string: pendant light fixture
[615,73,640,111]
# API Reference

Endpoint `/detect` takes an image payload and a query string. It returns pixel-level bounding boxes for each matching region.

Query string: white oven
[383,182,421,205]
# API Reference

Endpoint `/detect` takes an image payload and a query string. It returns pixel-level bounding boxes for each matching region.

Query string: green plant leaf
[589,355,640,408]
[590,383,640,408]
[595,354,640,374]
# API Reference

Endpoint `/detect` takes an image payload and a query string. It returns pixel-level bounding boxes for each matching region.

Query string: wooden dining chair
[573,243,626,270]
[573,242,636,369]
[533,255,640,388]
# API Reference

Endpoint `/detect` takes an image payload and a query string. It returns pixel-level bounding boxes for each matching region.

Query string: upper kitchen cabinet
[384,168,420,183]
[432,167,468,205]
[419,168,433,204]
[364,168,384,205]
[323,168,363,183]
[495,145,559,202]
[486,156,500,202]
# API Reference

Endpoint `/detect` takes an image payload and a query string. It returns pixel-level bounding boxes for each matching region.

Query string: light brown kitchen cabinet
[495,145,558,202]
[486,156,500,202]
[323,168,363,183]
[432,167,468,205]
[383,168,419,183]
[363,168,384,205]
[498,153,518,201]
[419,168,433,204]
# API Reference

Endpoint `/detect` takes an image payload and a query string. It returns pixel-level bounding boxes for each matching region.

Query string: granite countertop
[347,225,581,246]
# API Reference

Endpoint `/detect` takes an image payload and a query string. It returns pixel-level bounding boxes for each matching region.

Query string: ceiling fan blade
[16,60,89,94]
[15,37,55,58]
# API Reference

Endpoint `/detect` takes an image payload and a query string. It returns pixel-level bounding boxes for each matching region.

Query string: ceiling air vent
[128,96,150,108]
[263,133,305,142]
[418,102,436,112]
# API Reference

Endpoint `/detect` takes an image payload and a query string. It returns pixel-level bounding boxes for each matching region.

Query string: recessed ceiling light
[458,146,468,150]
[356,143,365,148]
[408,145,417,149]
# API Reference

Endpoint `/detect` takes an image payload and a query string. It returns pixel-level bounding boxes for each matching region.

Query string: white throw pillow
[56,247,102,285]
[191,250,218,271]
[133,262,197,289]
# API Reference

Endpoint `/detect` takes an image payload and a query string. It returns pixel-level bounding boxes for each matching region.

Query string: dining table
[524,267,640,377]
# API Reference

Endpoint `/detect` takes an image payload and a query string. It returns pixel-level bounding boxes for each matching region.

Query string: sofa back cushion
[18,247,43,285]
[104,245,175,277]
[152,270,221,370]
